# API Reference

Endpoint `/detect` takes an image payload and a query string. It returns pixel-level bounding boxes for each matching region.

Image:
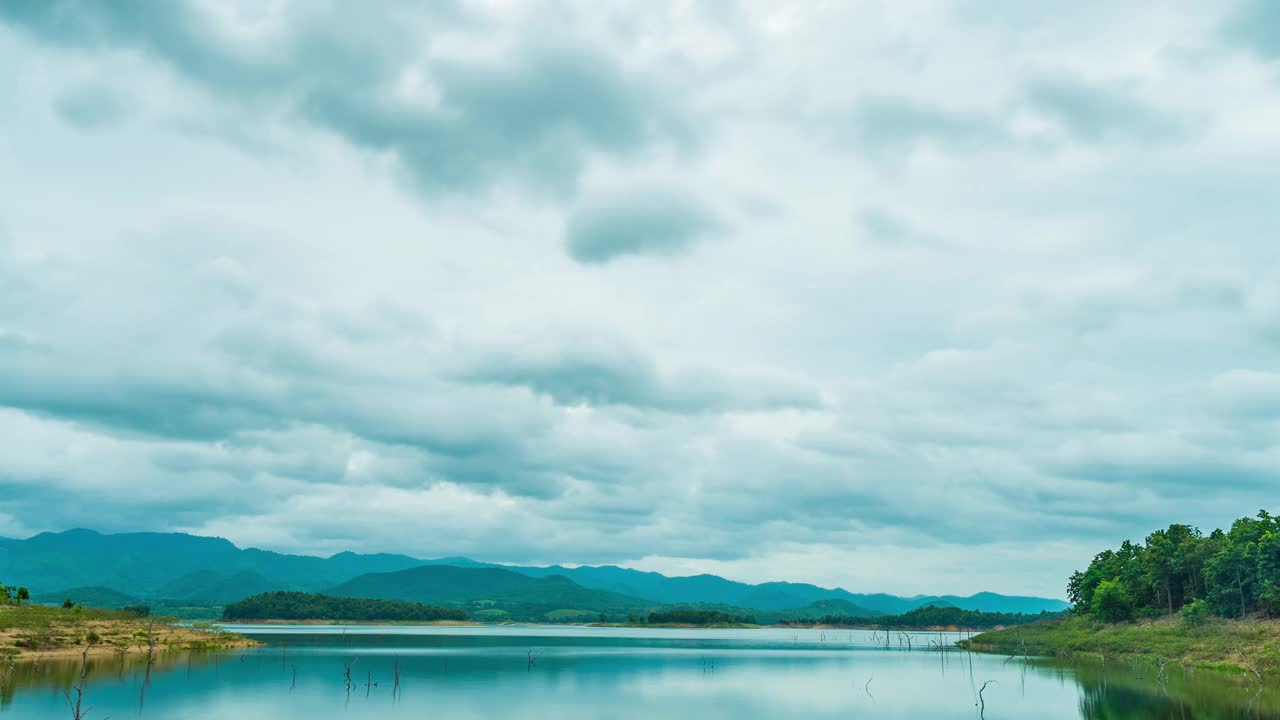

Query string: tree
[16,587,29,605]
[62,598,75,610]
[0,583,11,602]
[1072,510,1280,622]
[1091,579,1133,623]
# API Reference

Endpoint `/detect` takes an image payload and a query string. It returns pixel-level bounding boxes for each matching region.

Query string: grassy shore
[1,604,257,662]
[963,614,1280,678]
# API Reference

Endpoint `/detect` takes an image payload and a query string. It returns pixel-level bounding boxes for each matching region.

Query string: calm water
[2,625,1276,718]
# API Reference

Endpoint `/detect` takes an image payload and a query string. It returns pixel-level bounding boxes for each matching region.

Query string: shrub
[1179,599,1210,626]
[1091,579,1134,623]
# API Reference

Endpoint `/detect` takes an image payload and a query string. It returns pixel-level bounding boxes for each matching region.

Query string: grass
[0,603,256,660]
[962,614,1280,678]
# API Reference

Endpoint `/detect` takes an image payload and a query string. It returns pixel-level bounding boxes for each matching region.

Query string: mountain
[0,529,1070,616]
[507,565,1069,615]
[0,529,425,598]
[153,570,283,604]
[919,592,1066,615]
[328,565,650,622]
[32,585,140,608]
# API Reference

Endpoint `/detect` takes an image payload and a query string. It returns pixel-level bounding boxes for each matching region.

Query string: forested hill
[223,592,466,622]
[1069,510,1280,622]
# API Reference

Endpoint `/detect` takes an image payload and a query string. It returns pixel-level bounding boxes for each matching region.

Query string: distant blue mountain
[503,564,1068,614]
[0,529,1069,615]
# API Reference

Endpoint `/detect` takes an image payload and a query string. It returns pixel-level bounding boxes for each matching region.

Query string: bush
[1179,599,1210,626]
[1091,579,1134,623]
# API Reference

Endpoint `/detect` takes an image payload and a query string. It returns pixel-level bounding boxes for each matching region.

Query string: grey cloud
[1024,76,1183,143]
[858,207,939,246]
[1225,0,1280,59]
[850,96,1007,153]
[565,192,718,264]
[465,342,820,413]
[303,45,681,197]
[1,1,688,196]
[54,86,128,129]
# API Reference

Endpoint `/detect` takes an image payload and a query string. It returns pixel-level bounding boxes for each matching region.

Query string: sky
[1,1,1278,599]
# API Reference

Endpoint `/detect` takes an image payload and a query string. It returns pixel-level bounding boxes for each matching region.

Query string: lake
[2,625,1276,718]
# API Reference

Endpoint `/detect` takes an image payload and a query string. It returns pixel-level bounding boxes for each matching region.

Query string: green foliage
[1180,599,1210,627]
[1070,510,1280,623]
[1091,580,1134,623]
[62,598,74,610]
[647,608,756,625]
[780,604,1060,630]
[222,591,468,622]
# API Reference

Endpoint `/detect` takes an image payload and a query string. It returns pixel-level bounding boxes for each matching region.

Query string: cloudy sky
[1,1,1278,599]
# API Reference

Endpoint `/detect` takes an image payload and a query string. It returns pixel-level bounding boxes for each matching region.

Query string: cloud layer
[1,1,1278,597]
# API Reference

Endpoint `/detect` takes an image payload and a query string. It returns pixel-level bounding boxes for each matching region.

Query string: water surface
[2,625,1275,718]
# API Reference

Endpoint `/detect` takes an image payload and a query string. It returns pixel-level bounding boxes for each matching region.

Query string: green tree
[16,587,29,605]
[1091,579,1133,623]
[62,598,74,609]
[1071,509,1280,622]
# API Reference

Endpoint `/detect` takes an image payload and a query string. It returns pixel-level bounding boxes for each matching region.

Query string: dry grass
[0,604,257,662]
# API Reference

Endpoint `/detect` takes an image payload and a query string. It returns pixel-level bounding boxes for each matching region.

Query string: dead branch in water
[977,680,997,715]
[64,645,94,720]
[1240,655,1264,686]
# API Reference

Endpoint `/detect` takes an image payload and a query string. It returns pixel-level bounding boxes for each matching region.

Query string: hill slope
[0,529,425,598]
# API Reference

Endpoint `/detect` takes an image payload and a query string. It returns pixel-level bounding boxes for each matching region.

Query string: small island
[221,591,468,623]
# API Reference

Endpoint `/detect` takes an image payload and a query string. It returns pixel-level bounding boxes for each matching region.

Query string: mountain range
[0,529,1069,619]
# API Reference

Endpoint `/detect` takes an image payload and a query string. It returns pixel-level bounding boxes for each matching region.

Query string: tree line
[0,581,31,605]
[779,605,1060,629]
[643,608,757,625]
[222,591,468,622]
[1068,510,1280,623]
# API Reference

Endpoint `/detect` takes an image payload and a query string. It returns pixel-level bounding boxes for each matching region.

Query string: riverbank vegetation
[964,614,1279,675]
[222,591,468,622]
[967,510,1280,677]
[779,605,1063,630]
[1069,510,1280,622]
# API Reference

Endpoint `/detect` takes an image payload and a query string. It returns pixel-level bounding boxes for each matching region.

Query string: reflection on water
[1,626,1276,719]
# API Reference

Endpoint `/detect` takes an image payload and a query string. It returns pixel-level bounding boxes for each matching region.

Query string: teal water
[2,626,1275,718]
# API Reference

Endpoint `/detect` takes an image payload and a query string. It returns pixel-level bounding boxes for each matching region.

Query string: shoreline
[1,606,259,663]
[961,615,1279,678]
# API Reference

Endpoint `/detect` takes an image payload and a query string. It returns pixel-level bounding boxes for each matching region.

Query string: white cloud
[1,0,1278,598]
